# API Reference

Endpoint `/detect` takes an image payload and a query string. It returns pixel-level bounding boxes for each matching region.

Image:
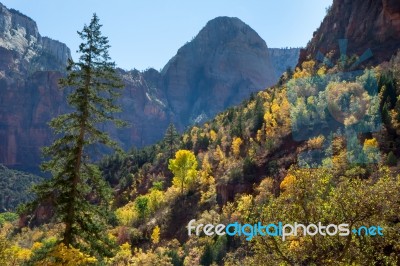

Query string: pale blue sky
[2,1,332,70]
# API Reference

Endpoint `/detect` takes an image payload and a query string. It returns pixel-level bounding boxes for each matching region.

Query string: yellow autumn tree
[390,109,400,135]
[231,137,243,158]
[0,231,32,266]
[293,60,316,79]
[151,226,160,244]
[214,145,224,161]
[0,234,16,266]
[276,89,292,135]
[280,173,296,191]
[235,194,254,221]
[363,137,380,162]
[115,202,138,226]
[131,247,172,265]
[307,135,325,149]
[106,242,132,265]
[199,154,217,204]
[147,188,165,213]
[168,150,198,193]
[364,138,378,149]
[190,126,200,147]
[264,111,277,138]
[209,130,218,142]
[38,243,97,266]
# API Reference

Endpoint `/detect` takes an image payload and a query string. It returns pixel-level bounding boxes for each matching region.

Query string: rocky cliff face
[268,48,300,78]
[0,3,71,72]
[0,5,299,172]
[0,66,168,172]
[0,3,72,172]
[0,71,67,168]
[0,3,169,172]
[115,68,170,147]
[299,0,400,66]
[162,17,277,125]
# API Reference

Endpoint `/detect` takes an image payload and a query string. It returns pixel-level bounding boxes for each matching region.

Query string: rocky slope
[299,0,400,66]
[0,3,299,172]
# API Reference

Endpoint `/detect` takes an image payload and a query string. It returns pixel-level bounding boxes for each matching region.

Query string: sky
[1,1,332,71]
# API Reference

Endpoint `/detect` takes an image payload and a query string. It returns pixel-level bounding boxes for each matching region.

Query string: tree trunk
[63,64,91,246]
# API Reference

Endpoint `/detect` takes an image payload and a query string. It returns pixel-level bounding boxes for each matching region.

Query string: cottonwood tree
[168,150,198,194]
[31,14,124,258]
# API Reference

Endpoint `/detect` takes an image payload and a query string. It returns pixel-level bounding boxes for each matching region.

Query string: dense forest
[1,10,400,266]
[0,166,43,212]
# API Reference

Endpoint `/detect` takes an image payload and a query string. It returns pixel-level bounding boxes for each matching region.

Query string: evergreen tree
[230,110,243,137]
[386,151,397,166]
[163,123,180,159]
[200,243,213,266]
[286,66,293,79]
[31,14,124,258]
[251,96,264,133]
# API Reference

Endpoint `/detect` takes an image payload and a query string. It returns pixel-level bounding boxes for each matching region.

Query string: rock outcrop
[0,4,299,172]
[0,3,71,72]
[268,48,300,78]
[0,3,72,172]
[115,68,170,147]
[299,0,400,66]
[162,17,277,125]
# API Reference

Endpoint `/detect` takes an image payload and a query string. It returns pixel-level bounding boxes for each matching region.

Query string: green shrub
[386,151,397,166]
[0,212,18,226]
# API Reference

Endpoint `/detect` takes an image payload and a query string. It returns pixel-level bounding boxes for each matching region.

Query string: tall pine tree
[163,123,180,159]
[31,14,124,257]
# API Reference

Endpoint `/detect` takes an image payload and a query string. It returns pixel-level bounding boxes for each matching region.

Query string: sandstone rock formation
[299,0,400,66]
[268,47,300,79]
[162,17,277,125]
[0,3,71,172]
[0,4,70,72]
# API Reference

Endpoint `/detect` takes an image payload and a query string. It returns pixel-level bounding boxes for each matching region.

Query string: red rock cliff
[299,0,400,66]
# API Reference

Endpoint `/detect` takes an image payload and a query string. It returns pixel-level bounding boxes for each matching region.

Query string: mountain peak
[161,16,275,126]
[204,16,248,29]
[193,16,266,49]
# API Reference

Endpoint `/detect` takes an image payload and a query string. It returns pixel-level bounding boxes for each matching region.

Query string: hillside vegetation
[97,54,400,265]
[2,51,400,265]
[0,165,43,212]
